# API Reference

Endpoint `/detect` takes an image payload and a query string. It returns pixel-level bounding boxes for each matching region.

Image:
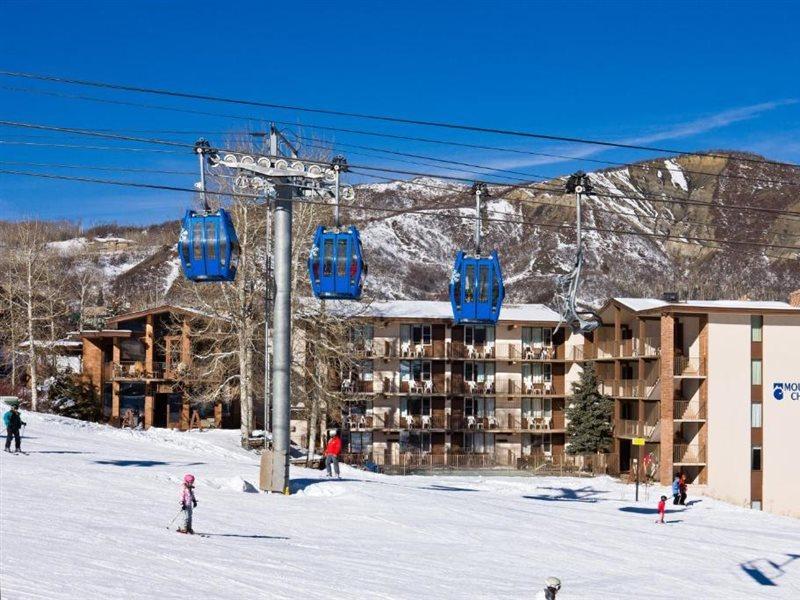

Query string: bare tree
[2,221,71,410]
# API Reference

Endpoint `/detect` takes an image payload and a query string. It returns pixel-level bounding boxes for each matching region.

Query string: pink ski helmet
[183,473,195,485]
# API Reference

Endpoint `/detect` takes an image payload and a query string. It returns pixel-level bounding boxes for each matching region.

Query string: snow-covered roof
[317,300,560,323]
[614,297,800,313]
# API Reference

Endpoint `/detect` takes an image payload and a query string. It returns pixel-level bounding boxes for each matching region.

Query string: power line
[3,157,785,241]
[1,69,797,169]
[0,139,183,153]
[1,167,798,254]
[353,170,800,241]
[6,120,800,227]
[4,119,800,223]
[4,84,798,189]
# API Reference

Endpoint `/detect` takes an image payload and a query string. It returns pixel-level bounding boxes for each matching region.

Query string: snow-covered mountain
[33,152,800,309]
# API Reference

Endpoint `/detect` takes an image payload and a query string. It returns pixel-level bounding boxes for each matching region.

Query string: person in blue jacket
[3,405,26,453]
[672,474,681,505]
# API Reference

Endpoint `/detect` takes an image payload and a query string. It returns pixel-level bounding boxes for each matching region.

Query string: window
[205,221,217,259]
[412,325,431,345]
[751,315,763,342]
[522,327,553,347]
[464,362,494,382]
[323,239,334,275]
[465,432,495,453]
[751,360,762,386]
[400,360,431,382]
[464,264,474,302]
[530,433,552,455]
[193,221,203,260]
[523,397,552,418]
[523,363,552,383]
[478,265,489,302]
[465,326,494,346]
[465,396,495,418]
[336,239,348,276]
[349,324,374,345]
[357,360,373,381]
[751,446,762,471]
[751,403,762,428]
[402,396,431,417]
[349,432,372,454]
[400,430,430,453]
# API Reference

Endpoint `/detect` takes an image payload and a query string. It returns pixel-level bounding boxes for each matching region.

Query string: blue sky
[1,0,798,225]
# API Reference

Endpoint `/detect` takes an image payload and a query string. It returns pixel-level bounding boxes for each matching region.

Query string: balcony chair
[467,415,476,430]
[544,382,553,394]
[542,416,552,430]
[401,342,411,357]
[424,380,434,394]
[341,379,354,393]
[421,415,432,430]
[406,416,415,430]
[414,344,425,357]
[487,415,498,429]
[467,345,477,359]
[358,415,367,429]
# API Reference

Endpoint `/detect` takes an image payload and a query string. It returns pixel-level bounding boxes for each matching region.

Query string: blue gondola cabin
[449,250,504,324]
[178,209,240,282]
[308,225,366,300]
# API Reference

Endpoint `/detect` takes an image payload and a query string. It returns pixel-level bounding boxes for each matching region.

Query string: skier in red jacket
[656,495,667,524]
[325,430,342,479]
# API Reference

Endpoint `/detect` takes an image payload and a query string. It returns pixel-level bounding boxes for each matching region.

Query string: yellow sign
[632,437,646,446]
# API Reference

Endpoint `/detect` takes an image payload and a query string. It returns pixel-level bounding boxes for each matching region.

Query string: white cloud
[484,99,798,171]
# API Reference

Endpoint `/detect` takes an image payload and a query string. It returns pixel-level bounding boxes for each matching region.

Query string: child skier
[534,576,561,600]
[656,495,667,524]
[178,474,197,534]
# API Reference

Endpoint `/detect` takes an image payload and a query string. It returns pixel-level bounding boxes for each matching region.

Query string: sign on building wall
[773,382,800,401]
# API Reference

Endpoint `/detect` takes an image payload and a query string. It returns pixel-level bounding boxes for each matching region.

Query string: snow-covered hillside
[28,152,800,310]
[2,415,799,599]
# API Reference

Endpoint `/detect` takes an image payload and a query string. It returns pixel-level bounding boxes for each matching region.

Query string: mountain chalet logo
[773,382,800,401]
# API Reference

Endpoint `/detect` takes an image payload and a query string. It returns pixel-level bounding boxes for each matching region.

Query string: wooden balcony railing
[110,361,169,380]
[673,444,706,464]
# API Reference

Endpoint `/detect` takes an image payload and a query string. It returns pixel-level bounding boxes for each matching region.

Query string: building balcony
[339,379,375,395]
[674,356,706,377]
[615,418,658,439]
[505,344,558,361]
[600,378,659,398]
[673,444,706,465]
[674,400,706,421]
[105,361,172,381]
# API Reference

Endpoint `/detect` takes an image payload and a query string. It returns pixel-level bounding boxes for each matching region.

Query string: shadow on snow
[523,486,610,503]
[740,554,800,587]
[94,460,206,467]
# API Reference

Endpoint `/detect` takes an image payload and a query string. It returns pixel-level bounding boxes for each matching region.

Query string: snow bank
[2,414,798,599]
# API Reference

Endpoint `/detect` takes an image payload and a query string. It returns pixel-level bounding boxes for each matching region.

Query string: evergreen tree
[566,362,614,454]
[47,372,100,421]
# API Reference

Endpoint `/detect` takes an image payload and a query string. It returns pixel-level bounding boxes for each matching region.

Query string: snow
[163,256,182,293]
[47,237,88,255]
[663,159,689,191]
[314,299,562,322]
[2,414,799,599]
[615,297,800,312]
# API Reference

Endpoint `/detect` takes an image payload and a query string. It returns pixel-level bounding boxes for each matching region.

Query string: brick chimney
[790,289,800,307]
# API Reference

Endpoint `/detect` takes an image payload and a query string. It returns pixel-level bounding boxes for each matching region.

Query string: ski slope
[1,414,798,599]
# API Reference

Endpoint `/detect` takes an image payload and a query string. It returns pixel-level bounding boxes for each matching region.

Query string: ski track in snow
[2,415,799,599]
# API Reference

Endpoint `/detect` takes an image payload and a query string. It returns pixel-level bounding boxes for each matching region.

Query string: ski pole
[165,507,183,530]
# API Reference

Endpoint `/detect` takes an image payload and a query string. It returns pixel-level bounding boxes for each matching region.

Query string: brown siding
[659,313,675,484]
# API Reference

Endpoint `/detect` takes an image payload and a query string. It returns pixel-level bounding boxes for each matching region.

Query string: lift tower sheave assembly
[183,126,348,495]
